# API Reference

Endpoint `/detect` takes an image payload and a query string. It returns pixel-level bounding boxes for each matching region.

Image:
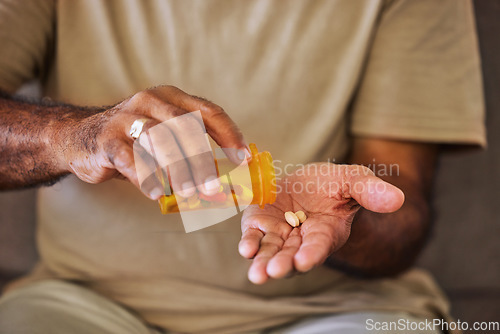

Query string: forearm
[0,90,102,189]
[327,138,437,277]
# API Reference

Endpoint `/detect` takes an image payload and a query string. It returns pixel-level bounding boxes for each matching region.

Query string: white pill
[295,211,307,223]
[284,211,300,227]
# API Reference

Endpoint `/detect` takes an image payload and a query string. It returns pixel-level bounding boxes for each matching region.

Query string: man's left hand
[239,163,404,284]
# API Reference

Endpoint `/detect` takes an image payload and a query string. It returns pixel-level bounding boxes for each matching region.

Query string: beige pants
[0,280,442,334]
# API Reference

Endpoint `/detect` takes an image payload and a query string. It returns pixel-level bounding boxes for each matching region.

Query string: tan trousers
[0,280,442,334]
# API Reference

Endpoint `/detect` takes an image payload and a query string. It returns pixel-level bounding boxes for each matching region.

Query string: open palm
[239,163,405,284]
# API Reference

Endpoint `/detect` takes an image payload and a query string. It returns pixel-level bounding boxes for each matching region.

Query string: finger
[129,87,248,156]
[156,86,248,156]
[345,165,405,213]
[128,88,248,167]
[127,89,189,123]
[164,87,247,152]
[125,117,169,198]
[239,228,264,259]
[267,228,302,279]
[131,143,165,199]
[240,208,292,258]
[138,123,195,199]
[166,113,221,196]
[293,216,340,272]
[104,139,160,200]
[248,232,285,285]
[241,208,293,238]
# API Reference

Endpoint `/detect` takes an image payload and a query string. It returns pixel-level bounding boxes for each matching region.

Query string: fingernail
[202,176,221,195]
[226,148,249,165]
[176,181,196,198]
[150,187,164,200]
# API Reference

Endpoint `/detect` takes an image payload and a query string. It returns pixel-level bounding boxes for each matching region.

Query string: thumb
[346,166,405,213]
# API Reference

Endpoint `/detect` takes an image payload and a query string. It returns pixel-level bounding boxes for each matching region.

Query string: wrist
[46,105,105,174]
[327,198,430,277]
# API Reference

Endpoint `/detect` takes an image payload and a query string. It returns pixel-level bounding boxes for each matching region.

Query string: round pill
[284,211,300,227]
[295,210,307,223]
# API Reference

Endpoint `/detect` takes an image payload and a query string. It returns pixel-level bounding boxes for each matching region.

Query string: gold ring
[129,118,150,139]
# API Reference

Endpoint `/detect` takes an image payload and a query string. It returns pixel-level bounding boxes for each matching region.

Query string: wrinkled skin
[240,163,405,284]
[52,85,247,199]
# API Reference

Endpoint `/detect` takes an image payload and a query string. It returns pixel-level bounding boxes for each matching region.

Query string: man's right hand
[49,85,248,199]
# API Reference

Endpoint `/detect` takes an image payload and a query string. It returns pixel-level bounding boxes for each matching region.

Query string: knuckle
[147,125,177,151]
[129,90,157,108]
[113,149,132,166]
[171,114,197,128]
[157,85,184,98]
[244,215,262,230]
[164,105,188,119]
[103,139,119,159]
[104,140,131,168]
[197,98,225,116]
[161,84,177,92]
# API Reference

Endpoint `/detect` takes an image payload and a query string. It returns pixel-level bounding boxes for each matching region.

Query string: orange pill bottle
[158,143,276,214]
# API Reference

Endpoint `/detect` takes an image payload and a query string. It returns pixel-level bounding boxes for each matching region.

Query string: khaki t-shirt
[0,0,485,333]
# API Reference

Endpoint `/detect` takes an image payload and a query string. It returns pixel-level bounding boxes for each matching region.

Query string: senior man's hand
[49,85,247,199]
[239,163,404,284]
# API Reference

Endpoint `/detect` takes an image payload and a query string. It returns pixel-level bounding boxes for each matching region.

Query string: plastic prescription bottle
[158,143,276,214]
